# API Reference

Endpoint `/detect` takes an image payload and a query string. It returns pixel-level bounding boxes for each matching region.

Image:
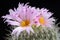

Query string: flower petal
[11,27,24,39]
[5,20,20,26]
[26,27,34,34]
[2,15,13,19]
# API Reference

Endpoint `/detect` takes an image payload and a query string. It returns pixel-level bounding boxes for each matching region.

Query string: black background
[0,0,60,40]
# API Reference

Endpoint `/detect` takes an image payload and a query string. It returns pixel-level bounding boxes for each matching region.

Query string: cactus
[9,26,57,40]
[2,2,58,40]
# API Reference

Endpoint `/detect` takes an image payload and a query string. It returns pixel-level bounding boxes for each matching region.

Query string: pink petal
[5,20,20,26]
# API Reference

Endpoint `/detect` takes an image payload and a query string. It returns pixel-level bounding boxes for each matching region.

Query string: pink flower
[34,8,55,27]
[2,3,38,39]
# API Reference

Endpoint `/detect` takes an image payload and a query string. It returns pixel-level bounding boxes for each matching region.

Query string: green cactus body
[12,26,57,40]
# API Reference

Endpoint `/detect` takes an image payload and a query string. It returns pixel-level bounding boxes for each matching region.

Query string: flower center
[20,20,30,27]
[39,16,45,25]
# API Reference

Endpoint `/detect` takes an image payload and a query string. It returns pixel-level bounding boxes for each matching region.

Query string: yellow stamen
[20,20,30,27]
[39,16,45,25]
